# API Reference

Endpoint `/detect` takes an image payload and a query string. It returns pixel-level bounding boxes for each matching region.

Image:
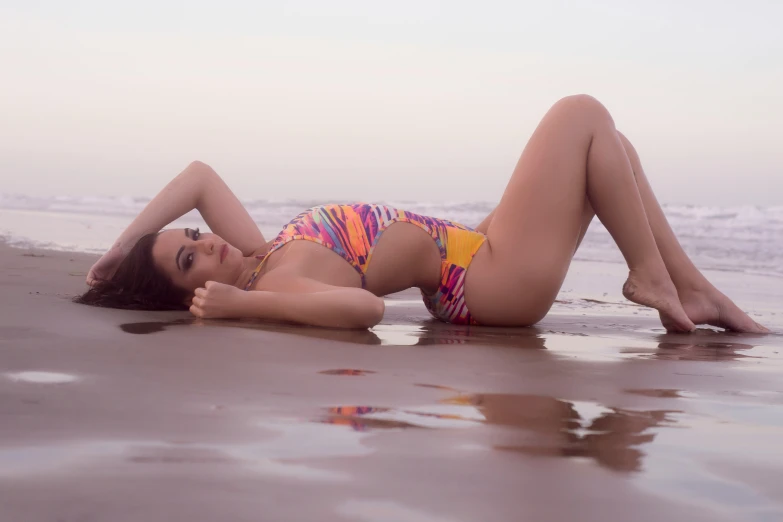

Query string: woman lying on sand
[77,95,769,333]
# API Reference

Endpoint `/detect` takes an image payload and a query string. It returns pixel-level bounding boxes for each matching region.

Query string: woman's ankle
[674,276,715,298]
[678,285,729,310]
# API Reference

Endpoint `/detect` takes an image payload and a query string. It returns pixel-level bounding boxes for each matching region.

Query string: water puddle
[119,319,782,368]
[4,371,79,384]
[120,318,383,345]
[370,325,423,346]
[542,333,780,366]
[626,341,763,362]
[119,319,548,349]
[370,324,549,348]
[322,391,678,473]
[542,333,659,362]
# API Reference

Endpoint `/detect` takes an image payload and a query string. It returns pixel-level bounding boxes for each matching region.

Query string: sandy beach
[1,239,782,522]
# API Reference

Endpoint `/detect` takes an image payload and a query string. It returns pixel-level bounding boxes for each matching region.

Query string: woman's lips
[220,244,228,263]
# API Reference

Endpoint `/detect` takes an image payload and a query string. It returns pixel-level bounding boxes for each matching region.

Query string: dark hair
[74,233,190,311]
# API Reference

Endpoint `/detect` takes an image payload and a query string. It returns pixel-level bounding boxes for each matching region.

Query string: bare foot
[623,269,695,332]
[679,288,770,334]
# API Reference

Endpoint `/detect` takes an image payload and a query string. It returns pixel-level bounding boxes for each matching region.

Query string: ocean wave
[1,193,781,277]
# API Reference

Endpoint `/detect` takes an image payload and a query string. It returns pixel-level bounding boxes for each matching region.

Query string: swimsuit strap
[243,254,269,291]
[243,230,296,291]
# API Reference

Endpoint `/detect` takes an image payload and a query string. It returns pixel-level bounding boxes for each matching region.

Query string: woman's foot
[623,268,696,332]
[678,287,770,333]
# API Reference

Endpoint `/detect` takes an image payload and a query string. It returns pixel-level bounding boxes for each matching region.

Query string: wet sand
[1,241,782,522]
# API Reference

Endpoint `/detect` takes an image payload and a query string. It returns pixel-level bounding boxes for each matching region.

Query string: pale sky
[1,0,781,205]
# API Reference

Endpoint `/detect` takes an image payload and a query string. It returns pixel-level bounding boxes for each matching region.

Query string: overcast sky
[1,0,781,205]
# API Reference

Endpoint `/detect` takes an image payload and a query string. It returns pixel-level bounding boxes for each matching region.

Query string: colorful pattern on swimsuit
[420,225,486,326]
[245,203,486,326]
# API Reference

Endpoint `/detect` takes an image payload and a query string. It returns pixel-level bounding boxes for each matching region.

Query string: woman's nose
[200,240,216,254]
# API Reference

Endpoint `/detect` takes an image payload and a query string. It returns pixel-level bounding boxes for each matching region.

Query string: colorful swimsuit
[244,203,486,325]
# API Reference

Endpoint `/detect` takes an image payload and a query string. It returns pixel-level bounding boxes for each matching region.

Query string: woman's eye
[184,253,194,271]
[193,228,201,240]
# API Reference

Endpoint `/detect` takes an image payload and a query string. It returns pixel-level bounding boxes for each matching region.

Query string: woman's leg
[475,131,767,333]
[476,198,595,258]
[617,133,768,333]
[465,95,695,331]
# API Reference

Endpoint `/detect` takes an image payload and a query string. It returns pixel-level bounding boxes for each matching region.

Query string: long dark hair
[74,233,189,311]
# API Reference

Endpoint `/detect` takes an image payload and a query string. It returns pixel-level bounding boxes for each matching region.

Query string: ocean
[1,193,781,278]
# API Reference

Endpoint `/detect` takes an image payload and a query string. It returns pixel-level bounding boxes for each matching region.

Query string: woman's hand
[190,281,248,319]
[86,244,125,286]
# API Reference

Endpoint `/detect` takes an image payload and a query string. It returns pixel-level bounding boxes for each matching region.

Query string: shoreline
[1,239,782,521]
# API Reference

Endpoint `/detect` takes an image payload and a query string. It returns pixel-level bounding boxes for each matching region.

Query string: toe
[678,312,696,332]
[753,321,771,334]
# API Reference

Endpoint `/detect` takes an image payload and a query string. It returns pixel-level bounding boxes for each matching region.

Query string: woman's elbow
[184,160,219,184]
[354,297,384,329]
[369,298,385,326]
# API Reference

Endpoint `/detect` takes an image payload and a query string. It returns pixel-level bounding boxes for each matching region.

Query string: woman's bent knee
[552,94,614,126]
[187,160,214,173]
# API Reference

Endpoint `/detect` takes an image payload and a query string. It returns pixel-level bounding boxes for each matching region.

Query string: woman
[77,95,769,333]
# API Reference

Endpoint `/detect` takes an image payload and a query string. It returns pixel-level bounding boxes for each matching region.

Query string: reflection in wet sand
[544,333,776,365]
[414,383,461,392]
[625,389,687,399]
[630,340,760,362]
[119,319,192,334]
[543,334,658,362]
[448,393,678,472]
[319,369,376,376]
[120,318,384,345]
[324,405,483,431]
[410,326,546,350]
[119,318,549,350]
[324,393,678,473]
[633,338,783,369]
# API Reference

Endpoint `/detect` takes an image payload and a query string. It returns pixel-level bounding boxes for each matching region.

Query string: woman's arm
[114,161,265,255]
[190,279,386,329]
[87,161,265,285]
[243,288,386,329]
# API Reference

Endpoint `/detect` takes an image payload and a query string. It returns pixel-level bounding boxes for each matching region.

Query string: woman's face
[151,228,245,293]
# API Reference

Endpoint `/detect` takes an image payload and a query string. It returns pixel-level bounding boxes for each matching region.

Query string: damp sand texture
[1,240,783,522]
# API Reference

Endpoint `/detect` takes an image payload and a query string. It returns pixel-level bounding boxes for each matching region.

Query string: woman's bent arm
[188,278,385,329]
[241,288,385,329]
[114,161,264,255]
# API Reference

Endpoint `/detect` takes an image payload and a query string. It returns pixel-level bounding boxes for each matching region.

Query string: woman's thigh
[465,95,607,326]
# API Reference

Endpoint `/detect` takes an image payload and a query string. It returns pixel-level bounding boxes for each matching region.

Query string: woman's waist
[275,203,476,245]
